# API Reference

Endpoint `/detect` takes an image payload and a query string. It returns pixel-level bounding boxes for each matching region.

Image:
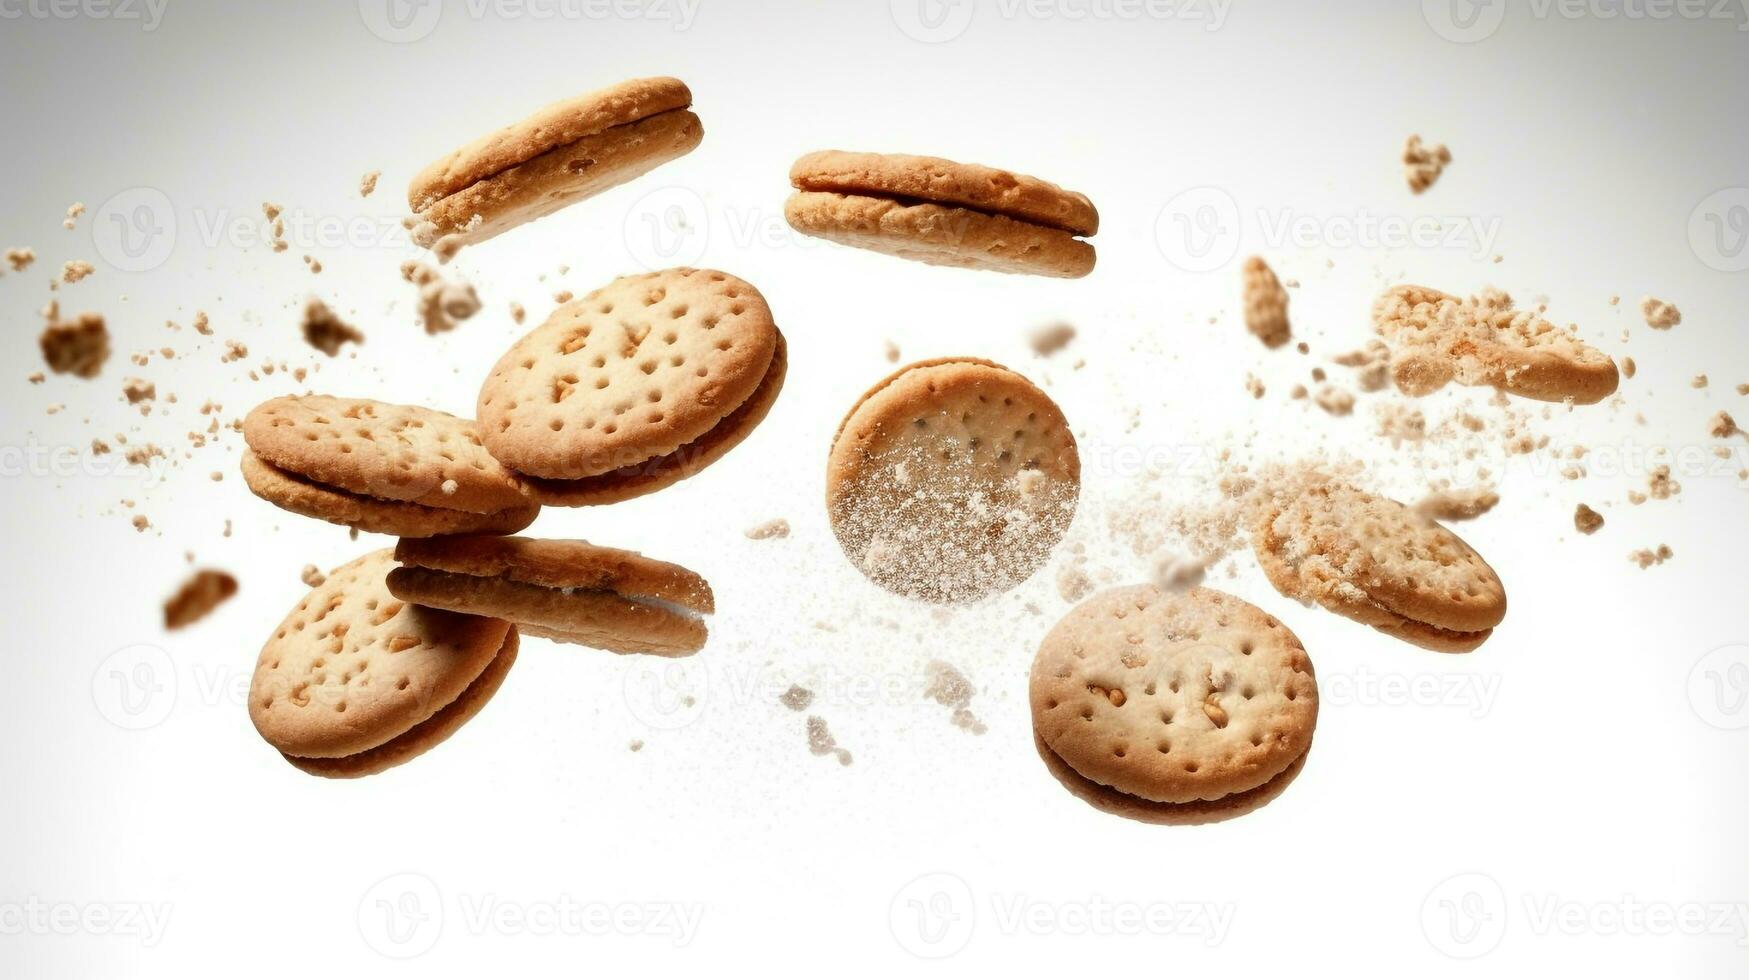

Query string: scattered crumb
[27,372,44,384]
[131,515,150,533]
[1416,486,1499,522]
[1692,374,1709,389]
[805,716,852,766]
[1628,544,1673,569]
[1028,321,1076,357]
[192,311,212,336]
[1574,503,1604,535]
[63,202,85,229]
[509,302,526,324]
[780,685,815,712]
[300,564,326,587]
[1244,373,1265,399]
[401,261,481,334]
[359,170,380,197]
[220,339,248,363]
[1709,411,1739,439]
[922,661,987,735]
[1313,385,1355,416]
[1056,560,1093,603]
[1403,134,1451,194]
[164,570,238,629]
[1640,296,1680,330]
[1375,403,1426,445]
[40,311,110,378]
[300,298,364,356]
[61,260,95,284]
[1150,553,1209,593]
[1241,256,1291,348]
[744,518,791,540]
[1647,465,1681,500]
[1332,340,1392,392]
[1622,357,1636,379]
[882,339,900,363]
[121,377,156,404]
[628,739,644,752]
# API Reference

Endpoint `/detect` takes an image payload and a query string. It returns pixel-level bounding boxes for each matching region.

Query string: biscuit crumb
[63,202,84,229]
[1403,134,1451,194]
[1622,357,1636,379]
[1647,465,1681,500]
[883,339,900,363]
[805,715,852,766]
[1640,296,1680,330]
[1332,340,1393,392]
[298,564,326,588]
[509,301,526,324]
[628,739,644,752]
[220,339,248,363]
[1244,373,1265,399]
[1313,385,1355,416]
[744,518,791,540]
[552,289,573,304]
[300,298,364,356]
[1573,503,1604,535]
[1376,403,1427,445]
[164,569,238,629]
[1150,553,1208,594]
[1416,486,1499,521]
[1692,374,1708,389]
[401,261,481,334]
[358,170,380,197]
[122,377,156,404]
[1710,411,1740,439]
[780,685,815,712]
[923,661,987,735]
[192,311,212,336]
[1241,256,1291,348]
[61,260,95,284]
[1628,544,1672,569]
[5,247,35,271]
[40,311,110,378]
[132,515,150,533]
[1056,560,1093,603]
[1028,321,1076,357]
[27,372,44,385]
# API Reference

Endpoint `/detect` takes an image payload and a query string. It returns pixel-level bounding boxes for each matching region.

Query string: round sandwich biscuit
[1030,586,1318,823]
[241,395,540,537]
[478,268,785,504]
[249,550,518,778]
[1373,285,1619,405]
[409,76,702,250]
[1251,478,1507,653]
[786,150,1097,278]
[388,535,714,656]
[826,358,1079,603]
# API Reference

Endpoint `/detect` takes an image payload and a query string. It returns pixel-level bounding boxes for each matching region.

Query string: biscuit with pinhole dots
[826,358,1079,603]
[389,535,713,656]
[409,76,701,249]
[249,550,517,778]
[1372,285,1619,404]
[786,150,1097,278]
[1030,586,1318,822]
[477,268,785,504]
[1251,479,1506,653]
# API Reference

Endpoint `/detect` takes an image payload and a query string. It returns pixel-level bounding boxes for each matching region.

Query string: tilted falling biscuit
[241,395,539,537]
[826,358,1079,603]
[388,535,714,657]
[1030,586,1319,824]
[1251,476,1507,652]
[785,151,1098,278]
[249,550,518,778]
[1373,285,1619,404]
[408,76,702,251]
[477,268,786,505]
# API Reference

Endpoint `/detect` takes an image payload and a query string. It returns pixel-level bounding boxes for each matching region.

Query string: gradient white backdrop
[2,0,1747,976]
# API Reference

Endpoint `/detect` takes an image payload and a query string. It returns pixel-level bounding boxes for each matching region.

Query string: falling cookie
[388,535,713,656]
[1251,477,1507,652]
[1373,285,1619,404]
[409,76,702,250]
[785,151,1098,278]
[241,395,539,537]
[826,357,1079,603]
[477,268,786,505]
[248,550,518,778]
[1030,586,1318,825]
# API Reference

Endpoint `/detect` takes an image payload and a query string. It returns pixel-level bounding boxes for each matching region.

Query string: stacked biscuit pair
[241,82,786,777]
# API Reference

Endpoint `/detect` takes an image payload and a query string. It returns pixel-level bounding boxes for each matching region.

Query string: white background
[2,0,1747,975]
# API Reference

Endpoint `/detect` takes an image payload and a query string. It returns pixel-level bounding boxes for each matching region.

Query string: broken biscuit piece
[1241,256,1291,348]
[164,569,238,630]
[1403,135,1451,194]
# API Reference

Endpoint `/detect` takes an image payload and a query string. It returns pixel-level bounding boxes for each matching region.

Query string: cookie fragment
[1640,296,1680,330]
[164,569,238,629]
[1403,135,1451,194]
[1573,503,1604,535]
[40,311,110,378]
[1241,256,1291,348]
[300,298,364,356]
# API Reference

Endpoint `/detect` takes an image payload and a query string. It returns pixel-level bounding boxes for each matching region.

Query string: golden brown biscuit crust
[790,150,1098,236]
[241,451,540,538]
[785,191,1096,278]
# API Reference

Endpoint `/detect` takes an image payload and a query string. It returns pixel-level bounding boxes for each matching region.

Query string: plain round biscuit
[827,358,1080,603]
[1374,285,1619,404]
[241,451,539,538]
[516,329,787,505]
[243,395,532,514]
[1034,731,1310,825]
[479,268,780,481]
[420,108,702,248]
[409,76,693,210]
[789,150,1099,236]
[394,535,714,613]
[387,566,707,657]
[1252,482,1506,636]
[784,191,1097,278]
[249,550,513,761]
[288,630,518,779]
[1030,586,1319,805]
